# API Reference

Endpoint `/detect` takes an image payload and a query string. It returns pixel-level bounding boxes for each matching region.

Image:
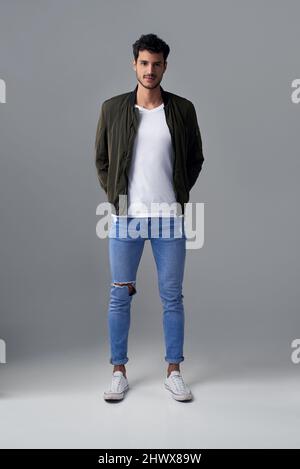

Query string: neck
[136,83,163,108]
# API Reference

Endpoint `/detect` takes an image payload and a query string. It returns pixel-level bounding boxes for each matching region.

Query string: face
[133,50,167,89]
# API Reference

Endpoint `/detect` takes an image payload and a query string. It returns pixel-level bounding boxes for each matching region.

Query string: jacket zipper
[121,120,136,213]
[165,111,184,215]
[166,119,178,200]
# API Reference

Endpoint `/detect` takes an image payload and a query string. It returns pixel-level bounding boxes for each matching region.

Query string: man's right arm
[95,101,109,194]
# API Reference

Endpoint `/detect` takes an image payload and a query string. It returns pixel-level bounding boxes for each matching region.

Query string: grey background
[0,0,299,448]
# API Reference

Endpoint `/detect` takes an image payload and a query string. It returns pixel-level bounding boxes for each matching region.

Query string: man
[95,33,204,401]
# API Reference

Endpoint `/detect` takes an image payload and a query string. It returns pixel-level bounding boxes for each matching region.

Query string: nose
[146,66,155,75]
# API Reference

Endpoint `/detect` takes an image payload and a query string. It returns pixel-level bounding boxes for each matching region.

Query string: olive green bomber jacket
[95,84,204,215]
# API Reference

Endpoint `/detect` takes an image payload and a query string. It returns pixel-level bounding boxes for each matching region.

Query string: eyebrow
[139,60,162,64]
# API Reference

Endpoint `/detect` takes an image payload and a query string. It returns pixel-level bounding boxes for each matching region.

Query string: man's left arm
[186,101,205,191]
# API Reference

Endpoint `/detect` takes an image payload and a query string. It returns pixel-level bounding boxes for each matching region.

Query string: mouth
[145,77,155,81]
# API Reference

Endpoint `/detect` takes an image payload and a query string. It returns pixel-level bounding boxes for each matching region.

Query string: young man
[95,33,204,401]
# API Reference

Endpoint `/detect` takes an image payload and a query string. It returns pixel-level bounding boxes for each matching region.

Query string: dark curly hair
[132,33,170,63]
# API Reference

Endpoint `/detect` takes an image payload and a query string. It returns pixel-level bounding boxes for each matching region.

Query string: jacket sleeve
[186,102,204,191]
[95,101,109,194]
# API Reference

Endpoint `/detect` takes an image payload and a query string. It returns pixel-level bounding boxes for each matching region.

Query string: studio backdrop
[0,0,299,449]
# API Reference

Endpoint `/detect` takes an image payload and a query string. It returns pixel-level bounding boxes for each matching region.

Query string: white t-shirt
[124,102,178,217]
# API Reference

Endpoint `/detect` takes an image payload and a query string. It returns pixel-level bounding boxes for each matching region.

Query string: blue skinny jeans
[107,216,186,365]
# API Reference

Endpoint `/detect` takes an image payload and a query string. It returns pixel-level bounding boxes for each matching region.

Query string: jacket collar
[129,83,170,108]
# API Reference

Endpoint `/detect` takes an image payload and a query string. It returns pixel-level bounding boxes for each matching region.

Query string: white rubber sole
[164,383,193,401]
[103,384,129,401]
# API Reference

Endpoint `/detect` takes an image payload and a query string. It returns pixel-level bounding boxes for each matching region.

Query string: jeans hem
[110,358,129,365]
[165,357,185,364]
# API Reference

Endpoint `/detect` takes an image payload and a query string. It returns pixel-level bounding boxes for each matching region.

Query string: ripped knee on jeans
[112,281,137,296]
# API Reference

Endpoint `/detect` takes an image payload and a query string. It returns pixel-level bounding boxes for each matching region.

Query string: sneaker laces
[170,373,189,393]
[110,372,125,392]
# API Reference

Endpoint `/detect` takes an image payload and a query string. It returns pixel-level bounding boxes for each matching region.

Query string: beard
[136,74,162,90]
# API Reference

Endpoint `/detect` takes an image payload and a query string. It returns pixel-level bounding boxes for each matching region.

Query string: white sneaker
[103,371,129,401]
[164,370,193,401]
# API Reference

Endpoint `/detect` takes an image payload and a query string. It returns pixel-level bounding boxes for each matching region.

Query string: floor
[1,346,299,449]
